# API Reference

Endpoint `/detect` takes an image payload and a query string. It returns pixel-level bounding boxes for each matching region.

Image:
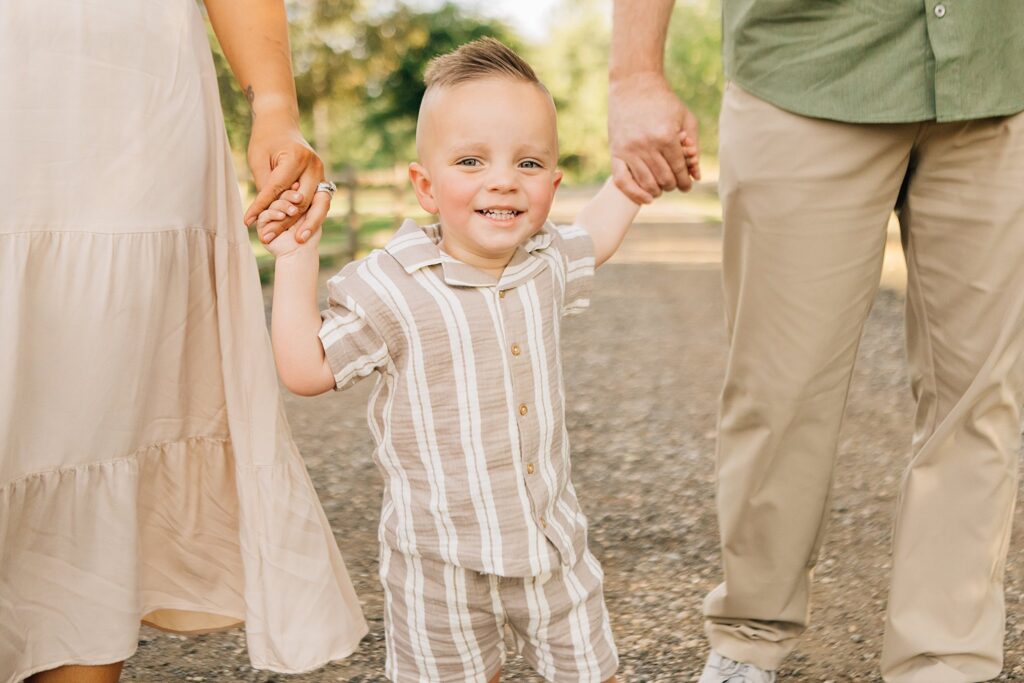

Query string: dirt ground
[122,220,1024,682]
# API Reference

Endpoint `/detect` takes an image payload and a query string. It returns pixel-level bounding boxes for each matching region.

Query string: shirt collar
[385,219,555,289]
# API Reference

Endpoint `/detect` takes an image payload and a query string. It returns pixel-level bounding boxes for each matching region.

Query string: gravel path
[122,222,1024,682]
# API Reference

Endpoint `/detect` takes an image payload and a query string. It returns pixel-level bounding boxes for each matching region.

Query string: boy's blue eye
[457,158,480,167]
[520,160,542,169]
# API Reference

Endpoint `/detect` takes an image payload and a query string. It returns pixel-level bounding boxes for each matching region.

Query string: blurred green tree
[212,1,516,174]
[532,0,612,182]
[288,0,365,160]
[664,0,723,155]
[356,3,520,168]
[208,0,724,184]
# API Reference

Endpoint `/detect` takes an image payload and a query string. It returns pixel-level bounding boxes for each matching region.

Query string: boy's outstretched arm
[574,178,641,267]
[261,197,336,396]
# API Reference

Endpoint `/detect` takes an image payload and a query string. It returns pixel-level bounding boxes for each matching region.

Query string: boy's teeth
[482,209,517,219]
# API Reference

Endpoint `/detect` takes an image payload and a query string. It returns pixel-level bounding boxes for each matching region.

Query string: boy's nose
[486,168,518,192]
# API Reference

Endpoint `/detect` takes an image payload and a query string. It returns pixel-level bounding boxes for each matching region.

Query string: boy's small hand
[257,182,304,245]
[680,132,701,182]
[258,183,324,257]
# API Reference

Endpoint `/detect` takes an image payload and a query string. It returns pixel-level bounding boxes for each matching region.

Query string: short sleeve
[318,275,390,391]
[551,224,595,316]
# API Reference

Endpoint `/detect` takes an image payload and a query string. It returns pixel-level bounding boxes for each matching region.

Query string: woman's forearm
[204,0,299,122]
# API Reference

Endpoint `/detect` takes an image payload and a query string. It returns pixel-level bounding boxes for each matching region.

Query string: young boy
[258,38,698,683]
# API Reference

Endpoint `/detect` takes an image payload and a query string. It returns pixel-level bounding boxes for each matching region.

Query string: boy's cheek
[529,191,556,222]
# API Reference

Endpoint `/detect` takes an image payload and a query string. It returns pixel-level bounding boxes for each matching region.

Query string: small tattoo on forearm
[245,84,255,108]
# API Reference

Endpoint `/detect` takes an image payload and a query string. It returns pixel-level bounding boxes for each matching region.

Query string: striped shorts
[380,545,619,683]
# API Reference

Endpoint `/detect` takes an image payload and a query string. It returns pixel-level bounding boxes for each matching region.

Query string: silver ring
[315,180,337,198]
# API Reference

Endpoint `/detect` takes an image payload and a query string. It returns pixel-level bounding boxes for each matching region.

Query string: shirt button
[933,3,946,17]
[499,290,507,299]
[518,403,529,416]
[511,343,521,356]
[526,463,535,475]
[539,516,547,528]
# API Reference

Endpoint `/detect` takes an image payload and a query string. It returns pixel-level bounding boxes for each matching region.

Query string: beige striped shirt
[318,219,595,577]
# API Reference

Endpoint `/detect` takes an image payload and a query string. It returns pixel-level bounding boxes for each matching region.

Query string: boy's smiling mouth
[477,208,523,221]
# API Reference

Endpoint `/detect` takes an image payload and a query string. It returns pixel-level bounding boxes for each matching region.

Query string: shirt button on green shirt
[722,0,1024,123]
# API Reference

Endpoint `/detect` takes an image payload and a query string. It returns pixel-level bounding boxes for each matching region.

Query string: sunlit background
[207,0,725,273]
[213,0,721,180]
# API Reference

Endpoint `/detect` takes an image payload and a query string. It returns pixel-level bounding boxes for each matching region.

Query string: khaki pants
[704,84,1024,683]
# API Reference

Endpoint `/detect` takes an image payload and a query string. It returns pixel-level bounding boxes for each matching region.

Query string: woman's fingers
[293,161,326,243]
[245,152,305,228]
[296,187,331,243]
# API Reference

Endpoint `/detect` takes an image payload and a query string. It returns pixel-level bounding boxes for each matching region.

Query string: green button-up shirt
[723,1,1024,123]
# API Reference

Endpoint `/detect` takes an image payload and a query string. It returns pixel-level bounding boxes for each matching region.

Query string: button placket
[497,282,556,547]
[506,287,546,532]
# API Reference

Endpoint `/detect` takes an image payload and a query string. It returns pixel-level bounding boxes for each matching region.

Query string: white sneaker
[697,650,777,683]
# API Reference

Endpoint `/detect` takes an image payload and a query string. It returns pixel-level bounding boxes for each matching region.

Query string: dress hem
[7,627,371,683]
[7,648,138,683]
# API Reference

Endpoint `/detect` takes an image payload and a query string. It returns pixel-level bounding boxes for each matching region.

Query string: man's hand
[608,72,701,203]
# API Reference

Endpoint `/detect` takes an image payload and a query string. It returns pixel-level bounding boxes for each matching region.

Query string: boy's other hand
[681,132,701,182]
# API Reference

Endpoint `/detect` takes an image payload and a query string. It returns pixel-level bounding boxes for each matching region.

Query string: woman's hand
[244,115,329,245]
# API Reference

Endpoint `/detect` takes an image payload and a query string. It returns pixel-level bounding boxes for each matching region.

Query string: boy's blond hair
[423,37,542,91]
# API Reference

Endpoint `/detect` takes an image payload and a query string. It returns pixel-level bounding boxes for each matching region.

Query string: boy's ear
[553,169,563,192]
[408,162,438,214]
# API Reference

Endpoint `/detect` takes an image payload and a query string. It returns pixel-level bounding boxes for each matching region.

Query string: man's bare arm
[609,0,701,203]
[610,0,675,81]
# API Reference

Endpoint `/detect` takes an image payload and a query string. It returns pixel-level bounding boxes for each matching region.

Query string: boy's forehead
[421,78,557,117]
[417,77,557,151]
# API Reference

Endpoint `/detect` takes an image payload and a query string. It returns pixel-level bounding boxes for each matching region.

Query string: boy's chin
[479,235,531,256]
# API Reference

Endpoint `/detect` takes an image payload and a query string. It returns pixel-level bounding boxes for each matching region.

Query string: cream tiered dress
[0,2,367,680]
